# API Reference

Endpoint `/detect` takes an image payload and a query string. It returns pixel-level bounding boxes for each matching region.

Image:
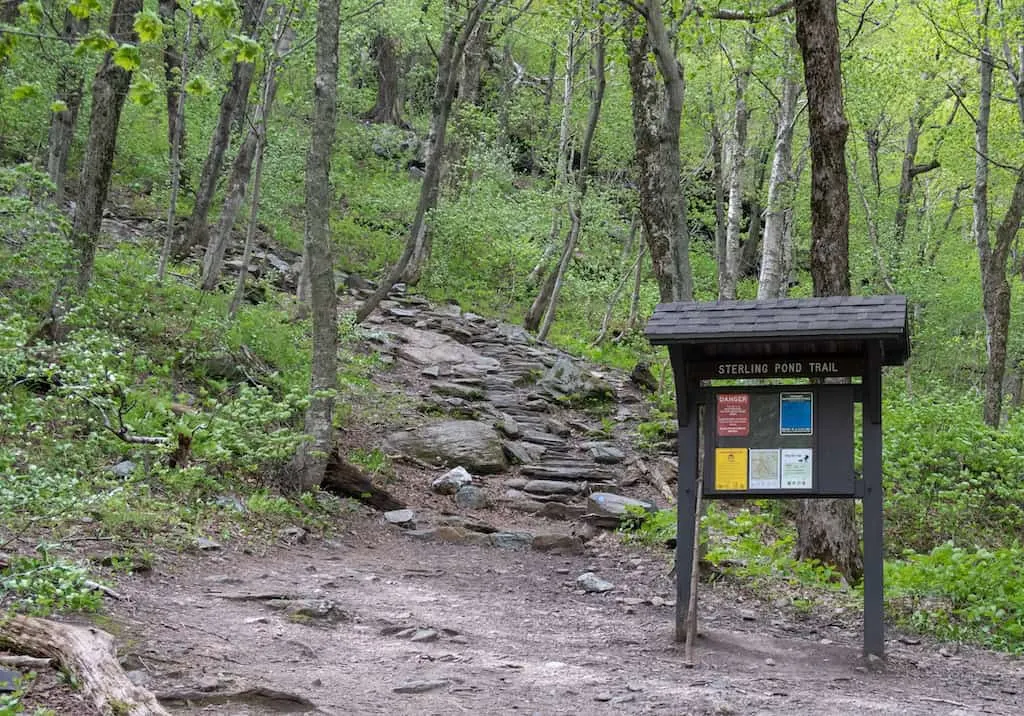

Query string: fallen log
[0,614,168,715]
[322,451,405,511]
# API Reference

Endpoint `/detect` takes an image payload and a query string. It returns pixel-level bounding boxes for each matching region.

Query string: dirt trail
[107,520,1022,716]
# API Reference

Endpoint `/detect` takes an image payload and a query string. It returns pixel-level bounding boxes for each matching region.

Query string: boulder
[537,357,615,403]
[586,492,655,527]
[454,485,490,509]
[387,421,508,474]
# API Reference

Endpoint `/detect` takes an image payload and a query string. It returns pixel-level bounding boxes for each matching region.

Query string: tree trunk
[720,64,750,300]
[71,0,143,295]
[456,17,490,104]
[740,147,768,278]
[46,10,88,204]
[793,0,860,583]
[180,0,268,258]
[624,4,692,303]
[201,10,293,291]
[363,33,407,126]
[526,19,579,333]
[0,615,169,716]
[296,0,341,491]
[537,15,606,341]
[711,109,727,296]
[158,0,185,161]
[355,0,494,318]
[975,31,1024,428]
[158,7,194,283]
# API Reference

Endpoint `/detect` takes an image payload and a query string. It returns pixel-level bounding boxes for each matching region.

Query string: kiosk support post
[671,348,698,643]
[863,342,884,657]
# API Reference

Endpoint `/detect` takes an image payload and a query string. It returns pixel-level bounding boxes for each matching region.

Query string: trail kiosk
[645,296,909,658]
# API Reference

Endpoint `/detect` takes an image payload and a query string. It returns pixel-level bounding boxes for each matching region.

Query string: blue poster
[780,392,813,435]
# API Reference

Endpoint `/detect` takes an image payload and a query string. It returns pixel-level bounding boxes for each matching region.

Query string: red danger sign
[717,393,750,437]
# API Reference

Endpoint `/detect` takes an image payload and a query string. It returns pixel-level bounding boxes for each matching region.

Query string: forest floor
[6,264,1024,715]
[96,514,1024,716]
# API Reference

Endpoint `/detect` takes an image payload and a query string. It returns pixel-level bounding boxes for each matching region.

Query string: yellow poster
[715,448,748,491]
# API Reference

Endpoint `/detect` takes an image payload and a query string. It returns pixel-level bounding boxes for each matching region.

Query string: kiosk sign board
[704,384,856,498]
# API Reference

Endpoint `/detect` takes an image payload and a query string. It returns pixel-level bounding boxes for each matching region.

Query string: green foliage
[1,550,102,616]
[883,390,1024,553]
[887,542,1024,652]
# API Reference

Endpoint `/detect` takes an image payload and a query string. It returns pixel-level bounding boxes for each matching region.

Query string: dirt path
[106,520,1022,716]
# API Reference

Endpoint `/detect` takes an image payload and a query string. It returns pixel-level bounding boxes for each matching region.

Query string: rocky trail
[7,271,1024,715]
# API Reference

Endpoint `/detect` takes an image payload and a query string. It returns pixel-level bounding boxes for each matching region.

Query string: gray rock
[384,509,416,526]
[537,356,615,402]
[196,537,222,551]
[454,485,490,509]
[279,525,307,542]
[214,495,246,513]
[434,303,463,318]
[502,441,535,465]
[0,667,22,692]
[431,466,473,495]
[531,534,584,554]
[387,325,500,371]
[586,492,654,525]
[393,680,450,694]
[386,420,508,474]
[109,460,137,478]
[497,414,521,439]
[588,444,626,464]
[410,628,440,643]
[577,572,614,593]
[269,598,349,623]
[545,417,571,437]
[431,382,484,400]
[523,480,581,496]
[490,532,533,550]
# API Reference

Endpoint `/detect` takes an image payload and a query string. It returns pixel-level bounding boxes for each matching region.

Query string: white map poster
[780,449,813,489]
[748,449,781,489]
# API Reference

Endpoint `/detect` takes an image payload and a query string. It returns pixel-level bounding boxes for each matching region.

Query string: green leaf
[75,31,117,57]
[9,83,41,101]
[19,0,44,25]
[134,10,164,43]
[50,100,69,113]
[68,0,102,20]
[113,44,140,71]
[128,75,158,106]
[184,76,212,96]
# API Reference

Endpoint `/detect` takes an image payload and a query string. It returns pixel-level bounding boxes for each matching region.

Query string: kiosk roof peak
[645,295,909,365]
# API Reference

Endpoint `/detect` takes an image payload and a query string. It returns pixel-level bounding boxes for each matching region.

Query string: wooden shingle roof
[645,295,909,365]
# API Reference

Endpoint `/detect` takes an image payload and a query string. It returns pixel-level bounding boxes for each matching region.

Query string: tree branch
[909,159,940,178]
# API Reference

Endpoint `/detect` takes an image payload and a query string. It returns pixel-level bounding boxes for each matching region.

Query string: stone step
[521,464,617,481]
[520,431,567,447]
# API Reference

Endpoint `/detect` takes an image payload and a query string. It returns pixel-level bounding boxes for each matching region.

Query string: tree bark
[624,4,692,303]
[201,8,293,291]
[180,0,268,258]
[363,33,408,126]
[710,107,727,296]
[757,43,794,303]
[793,0,860,583]
[71,0,143,295]
[296,0,341,491]
[46,10,88,204]
[456,17,491,104]
[0,615,169,715]
[740,146,768,277]
[158,0,185,161]
[721,63,751,300]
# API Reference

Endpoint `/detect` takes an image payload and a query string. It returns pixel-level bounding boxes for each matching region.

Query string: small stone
[498,414,521,439]
[125,670,148,686]
[627,683,643,692]
[611,694,636,705]
[454,485,490,509]
[491,532,533,550]
[214,495,246,513]
[410,628,440,643]
[312,678,323,687]
[938,647,953,657]
[432,466,473,495]
[545,418,571,437]
[109,460,137,478]
[819,638,834,645]
[739,610,756,621]
[196,537,222,551]
[384,509,416,526]
[764,658,775,666]
[594,693,613,702]
[244,616,268,624]
[531,534,584,554]
[393,680,450,694]
[897,635,920,645]
[577,572,614,593]
[650,596,666,607]
[280,525,307,542]
[588,445,626,464]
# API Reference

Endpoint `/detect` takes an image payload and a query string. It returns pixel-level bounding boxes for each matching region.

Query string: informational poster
[715,448,748,490]
[716,393,750,437]
[748,449,781,489]
[781,448,813,489]
[780,392,813,435]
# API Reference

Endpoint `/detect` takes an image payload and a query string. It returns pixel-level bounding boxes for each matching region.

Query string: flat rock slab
[521,465,613,481]
[523,480,582,496]
[387,325,500,371]
[387,421,508,474]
